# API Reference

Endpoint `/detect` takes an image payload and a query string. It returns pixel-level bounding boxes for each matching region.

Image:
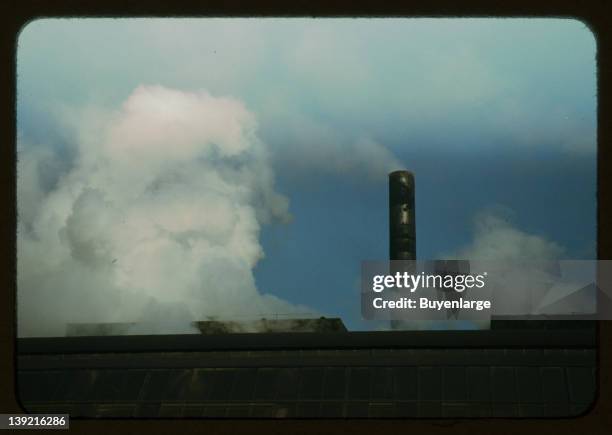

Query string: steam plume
[17,85,311,337]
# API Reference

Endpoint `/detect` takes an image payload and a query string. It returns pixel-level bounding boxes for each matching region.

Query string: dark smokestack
[389,170,416,261]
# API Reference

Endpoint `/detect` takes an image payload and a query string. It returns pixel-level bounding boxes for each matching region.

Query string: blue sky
[16,18,597,333]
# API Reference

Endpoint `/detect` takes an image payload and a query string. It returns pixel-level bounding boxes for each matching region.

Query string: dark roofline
[17,328,597,355]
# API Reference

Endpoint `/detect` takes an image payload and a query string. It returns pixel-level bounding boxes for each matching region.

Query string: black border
[2,1,612,433]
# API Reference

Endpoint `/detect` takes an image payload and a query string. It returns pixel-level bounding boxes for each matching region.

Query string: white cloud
[17,85,312,337]
[259,105,403,182]
[448,208,566,315]
[453,208,564,262]
[17,18,597,166]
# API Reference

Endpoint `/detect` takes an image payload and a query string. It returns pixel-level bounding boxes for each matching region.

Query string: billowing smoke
[308,136,404,181]
[17,85,313,337]
[453,208,564,262]
[258,106,403,183]
[448,208,576,316]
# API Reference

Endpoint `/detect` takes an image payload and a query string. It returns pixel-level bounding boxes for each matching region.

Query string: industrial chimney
[389,170,416,261]
[389,170,416,330]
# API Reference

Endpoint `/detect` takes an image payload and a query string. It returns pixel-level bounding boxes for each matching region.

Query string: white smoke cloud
[448,207,567,316]
[393,207,594,331]
[258,103,403,182]
[453,207,564,262]
[17,85,313,337]
[281,134,403,182]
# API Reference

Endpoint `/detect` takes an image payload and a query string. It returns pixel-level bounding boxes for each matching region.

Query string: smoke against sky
[452,207,565,263]
[17,85,317,337]
[446,208,567,316]
[16,18,597,333]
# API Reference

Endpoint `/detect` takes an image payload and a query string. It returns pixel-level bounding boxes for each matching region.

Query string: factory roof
[16,320,597,418]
